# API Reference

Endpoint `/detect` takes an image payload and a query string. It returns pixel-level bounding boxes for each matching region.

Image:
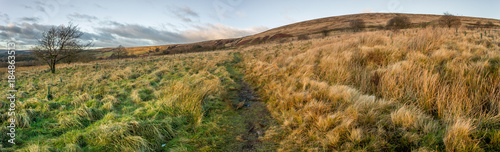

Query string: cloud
[93,23,267,47]
[0,20,267,49]
[19,17,40,22]
[182,24,268,42]
[362,9,373,13]
[0,12,10,23]
[93,3,106,9]
[0,23,53,48]
[96,23,185,44]
[179,6,199,17]
[67,13,98,22]
[23,5,32,9]
[170,6,199,22]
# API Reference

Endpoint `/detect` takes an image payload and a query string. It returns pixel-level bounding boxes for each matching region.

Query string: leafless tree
[32,23,91,73]
[439,12,461,28]
[112,45,127,59]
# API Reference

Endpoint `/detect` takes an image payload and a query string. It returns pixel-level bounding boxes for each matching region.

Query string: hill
[1,13,500,151]
[98,13,500,57]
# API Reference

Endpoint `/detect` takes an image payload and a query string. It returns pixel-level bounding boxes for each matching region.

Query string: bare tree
[32,23,91,73]
[350,19,365,32]
[439,12,461,28]
[112,45,127,59]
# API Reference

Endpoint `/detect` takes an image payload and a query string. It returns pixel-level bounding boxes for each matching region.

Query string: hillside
[1,13,500,151]
[97,13,500,57]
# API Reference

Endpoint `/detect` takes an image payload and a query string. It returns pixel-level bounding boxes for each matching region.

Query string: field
[241,27,500,151]
[0,51,274,151]
[1,16,500,151]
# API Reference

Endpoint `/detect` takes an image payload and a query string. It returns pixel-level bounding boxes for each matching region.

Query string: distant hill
[0,49,31,57]
[95,13,499,57]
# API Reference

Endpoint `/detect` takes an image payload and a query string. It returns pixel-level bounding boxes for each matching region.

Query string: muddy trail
[233,81,275,151]
[223,52,278,151]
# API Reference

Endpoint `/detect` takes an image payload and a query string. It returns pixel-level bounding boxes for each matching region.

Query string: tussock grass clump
[71,93,91,106]
[443,119,481,151]
[58,114,84,129]
[100,95,120,111]
[86,122,152,151]
[131,89,142,104]
[17,143,50,152]
[63,144,83,152]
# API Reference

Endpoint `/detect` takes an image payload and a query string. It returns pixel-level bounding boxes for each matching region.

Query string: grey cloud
[0,23,53,48]
[23,5,32,9]
[19,17,40,22]
[99,20,123,26]
[0,12,10,23]
[93,3,106,9]
[96,23,186,44]
[170,6,199,22]
[67,13,98,22]
[0,20,267,49]
[34,1,47,13]
[179,6,199,17]
[89,22,267,47]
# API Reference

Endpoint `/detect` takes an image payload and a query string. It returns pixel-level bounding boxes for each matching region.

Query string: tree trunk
[50,60,56,74]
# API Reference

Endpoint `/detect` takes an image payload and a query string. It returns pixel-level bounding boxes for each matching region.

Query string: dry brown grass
[240,27,500,151]
[443,119,480,152]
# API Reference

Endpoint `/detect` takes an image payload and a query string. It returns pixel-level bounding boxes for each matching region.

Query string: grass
[1,24,499,151]
[0,51,252,151]
[240,27,500,151]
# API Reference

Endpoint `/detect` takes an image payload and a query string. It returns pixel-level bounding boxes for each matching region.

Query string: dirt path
[230,80,277,151]
[223,52,277,151]
[234,81,274,151]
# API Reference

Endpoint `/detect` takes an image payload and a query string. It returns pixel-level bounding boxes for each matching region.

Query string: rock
[236,101,245,109]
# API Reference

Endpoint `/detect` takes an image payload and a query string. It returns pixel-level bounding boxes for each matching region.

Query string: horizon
[1,0,499,50]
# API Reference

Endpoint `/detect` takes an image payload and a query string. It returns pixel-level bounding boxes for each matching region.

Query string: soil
[233,81,276,152]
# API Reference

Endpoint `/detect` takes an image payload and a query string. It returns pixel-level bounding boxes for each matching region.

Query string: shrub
[439,13,461,28]
[350,19,365,32]
[486,21,495,28]
[297,34,310,40]
[386,16,411,30]
[475,21,482,29]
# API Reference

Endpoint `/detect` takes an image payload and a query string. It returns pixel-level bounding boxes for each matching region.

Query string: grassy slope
[0,51,259,151]
[94,13,500,58]
[1,13,500,152]
[241,27,500,151]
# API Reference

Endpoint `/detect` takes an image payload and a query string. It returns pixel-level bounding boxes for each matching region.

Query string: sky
[0,0,499,49]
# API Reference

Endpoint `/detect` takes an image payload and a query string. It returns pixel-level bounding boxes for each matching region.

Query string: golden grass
[240,27,500,151]
[443,118,481,152]
[2,18,499,151]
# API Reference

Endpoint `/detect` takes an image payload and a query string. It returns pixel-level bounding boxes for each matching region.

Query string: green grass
[0,51,252,151]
